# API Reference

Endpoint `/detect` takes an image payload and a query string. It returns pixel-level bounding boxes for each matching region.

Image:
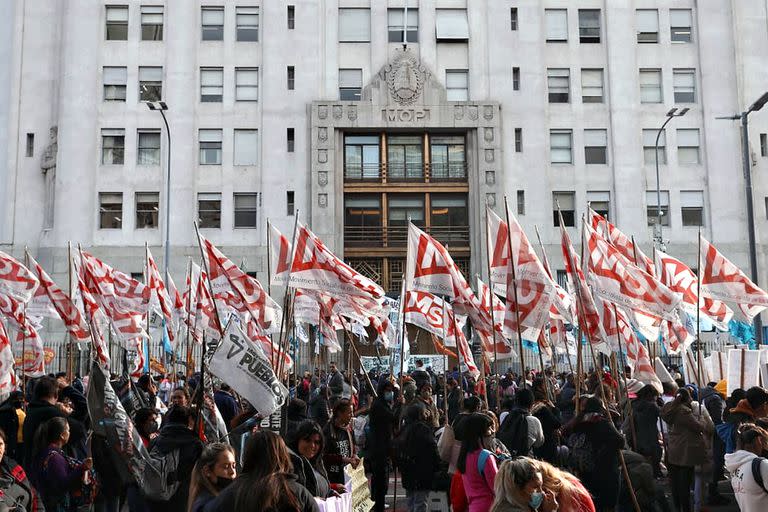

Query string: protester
[368,379,399,512]
[147,406,204,512]
[457,413,497,512]
[308,385,331,427]
[724,423,768,511]
[722,386,768,453]
[0,391,26,462]
[203,430,319,512]
[660,388,711,512]
[134,407,159,447]
[414,382,440,429]
[411,359,431,390]
[397,403,441,512]
[535,458,594,512]
[447,377,463,423]
[30,417,94,512]
[212,384,240,430]
[23,376,67,469]
[490,457,557,512]
[531,378,562,464]
[327,362,344,403]
[288,420,331,498]
[169,387,191,408]
[285,398,309,440]
[497,389,544,458]
[625,384,662,477]
[0,428,43,511]
[322,398,358,488]
[188,443,236,512]
[700,381,730,505]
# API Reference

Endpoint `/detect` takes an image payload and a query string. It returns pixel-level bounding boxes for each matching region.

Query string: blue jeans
[406,489,430,512]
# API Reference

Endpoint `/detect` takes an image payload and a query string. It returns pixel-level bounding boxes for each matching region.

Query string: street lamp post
[654,107,689,249]
[717,91,768,344]
[146,101,171,284]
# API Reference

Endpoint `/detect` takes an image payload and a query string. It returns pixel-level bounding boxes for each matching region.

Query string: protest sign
[346,458,375,512]
[727,348,761,397]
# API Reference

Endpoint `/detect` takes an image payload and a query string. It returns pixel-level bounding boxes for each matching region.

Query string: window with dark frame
[287,128,295,152]
[584,129,607,165]
[547,68,569,103]
[235,68,259,101]
[287,191,295,216]
[140,5,163,41]
[388,8,418,43]
[287,66,295,90]
[99,192,123,229]
[430,136,466,180]
[646,190,670,226]
[137,130,161,165]
[673,68,696,103]
[106,5,128,40]
[636,9,659,43]
[287,5,295,29]
[578,9,600,43]
[199,129,223,165]
[670,9,693,43]
[517,190,525,215]
[25,133,34,157]
[514,128,522,153]
[761,133,767,157]
[139,66,163,102]
[103,66,127,101]
[643,129,667,165]
[201,6,224,41]
[553,192,575,227]
[344,135,380,180]
[339,68,362,100]
[680,190,704,227]
[236,6,259,41]
[135,192,159,229]
[201,67,224,102]
[101,129,125,165]
[234,193,258,228]
[581,68,603,103]
[198,193,221,228]
[512,67,520,91]
[587,191,610,220]
[545,9,567,42]
[510,8,518,31]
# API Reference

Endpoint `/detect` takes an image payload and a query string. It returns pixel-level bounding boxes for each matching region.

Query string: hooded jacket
[147,423,205,512]
[288,447,330,498]
[725,450,768,512]
[660,399,711,467]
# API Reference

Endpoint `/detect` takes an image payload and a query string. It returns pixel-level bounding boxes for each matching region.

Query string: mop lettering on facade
[382,108,430,122]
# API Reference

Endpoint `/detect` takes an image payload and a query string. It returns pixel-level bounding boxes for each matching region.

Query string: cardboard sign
[727,349,761,397]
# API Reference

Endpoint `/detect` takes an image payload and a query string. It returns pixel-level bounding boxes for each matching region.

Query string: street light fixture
[717,90,768,344]
[145,100,171,287]
[654,107,689,249]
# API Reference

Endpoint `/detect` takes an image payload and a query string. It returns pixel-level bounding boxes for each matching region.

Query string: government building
[2,0,768,316]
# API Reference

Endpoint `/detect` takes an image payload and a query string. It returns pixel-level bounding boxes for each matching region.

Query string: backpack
[753,457,768,493]
[716,422,738,454]
[140,446,181,501]
[566,431,596,474]
[497,410,529,456]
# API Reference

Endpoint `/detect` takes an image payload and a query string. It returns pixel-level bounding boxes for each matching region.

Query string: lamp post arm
[654,115,676,246]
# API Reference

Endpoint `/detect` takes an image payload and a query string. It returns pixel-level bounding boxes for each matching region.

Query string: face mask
[214,477,233,491]
[529,491,544,510]
[384,391,394,402]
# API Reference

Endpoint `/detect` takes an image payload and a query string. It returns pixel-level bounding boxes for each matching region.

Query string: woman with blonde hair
[188,442,237,512]
[534,460,595,512]
[490,457,558,512]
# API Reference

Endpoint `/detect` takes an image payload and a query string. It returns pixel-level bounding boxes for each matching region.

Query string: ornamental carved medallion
[385,52,424,106]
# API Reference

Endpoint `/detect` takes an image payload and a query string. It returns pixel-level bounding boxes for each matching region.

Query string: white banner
[727,348,761,397]
[208,322,288,417]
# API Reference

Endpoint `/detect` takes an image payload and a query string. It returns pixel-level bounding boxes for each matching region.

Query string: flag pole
[22,248,29,397]
[275,212,301,376]
[503,197,528,388]
[338,316,377,399]
[613,303,638,450]
[440,297,450,421]
[67,241,74,381]
[182,258,193,383]
[696,229,704,411]
[193,222,227,340]
[484,205,502,413]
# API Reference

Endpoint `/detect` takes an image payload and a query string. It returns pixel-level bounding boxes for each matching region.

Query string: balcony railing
[344,162,468,183]
[344,225,470,248]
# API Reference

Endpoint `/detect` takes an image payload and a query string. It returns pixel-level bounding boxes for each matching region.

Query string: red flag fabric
[0,323,16,394]
[269,223,293,286]
[655,250,733,330]
[194,268,222,341]
[486,208,510,296]
[28,254,90,341]
[289,223,384,299]
[145,248,179,343]
[583,223,680,320]
[75,275,111,368]
[16,324,45,377]
[589,208,655,276]
[0,251,38,303]
[476,278,516,360]
[244,319,293,371]
[699,236,768,322]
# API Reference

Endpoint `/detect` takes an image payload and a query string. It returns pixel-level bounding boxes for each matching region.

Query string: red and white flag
[589,208,655,276]
[476,278,516,360]
[661,314,694,355]
[655,250,733,330]
[699,236,768,322]
[75,275,111,368]
[0,323,16,394]
[486,208,510,296]
[0,293,30,334]
[244,319,293,371]
[16,324,45,377]
[27,254,90,342]
[269,222,293,286]
[0,251,38,303]
[193,268,223,341]
[200,236,282,335]
[145,248,180,343]
[559,218,605,347]
[289,223,384,299]
[583,223,680,320]
[617,309,662,392]
[403,291,451,339]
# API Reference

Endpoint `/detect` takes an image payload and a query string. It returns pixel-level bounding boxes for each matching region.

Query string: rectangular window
[339,8,371,42]
[681,190,704,226]
[517,190,525,215]
[201,6,224,41]
[235,67,259,101]
[141,5,163,41]
[287,5,295,30]
[201,67,224,102]
[510,8,518,31]
[639,69,662,103]
[339,68,362,100]
[103,66,127,101]
[287,191,295,216]
[550,130,573,164]
[233,129,258,166]
[636,9,659,43]
[587,191,610,220]
[139,66,162,101]
[670,9,693,43]
[547,68,569,103]
[578,9,600,43]
[677,129,700,164]
[446,70,469,101]
[584,129,607,165]
[435,9,469,41]
[643,129,667,165]
[198,193,221,228]
[101,128,125,164]
[553,192,575,227]
[99,192,123,229]
[388,8,418,43]
[345,195,382,242]
[106,5,128,40]
[545,9,568,42]
[581,68,603,103]
[135,192,159,229]
[287,128,295,153]
[236,6,259,41]
[761,133,767,157]
[512,67,520,91]
[673,68,696,103]
[646,190,670,226]
[430,194,469,244]
[514,128,523,153]
[344,135,380,180]
[388,135,423,180]
[137,130,161,165]
[234,193,258,228]
[199,129,223,165]
[430,135,466,180]
[287,66,295,90]
[25,133,34,157]
[389,195,425,229]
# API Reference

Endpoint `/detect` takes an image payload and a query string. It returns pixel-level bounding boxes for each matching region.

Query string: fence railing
[344,225,470,248]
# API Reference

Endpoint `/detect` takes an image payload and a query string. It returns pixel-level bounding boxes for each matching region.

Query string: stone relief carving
[332,105,342,119]
[468,106,478,120]
[382,50,425,106]
[454,105,464,120]
[318,149,327,164]
[318,193,328,207]
[483,105,494,120]
[484,128,494,142]
[41,126,58,229]
[485,171,496,185]
[485,149,494,163]
[347,105,357,121]
[318,105,328,119]
[317,127,328,143]
[486,193,496,208]
[318,171,328,186]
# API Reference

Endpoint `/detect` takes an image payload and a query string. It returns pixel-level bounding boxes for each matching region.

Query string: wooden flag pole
[695,230,705,403]
[503,197,528,388]
[22,248,29,397]
[613,303,638,450]
[338,316,377,399]
[274,213,301,376]
[67,242,75,381]
[484,205,502,413]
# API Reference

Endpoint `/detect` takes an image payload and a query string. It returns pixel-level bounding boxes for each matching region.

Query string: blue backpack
[716,422,737,454]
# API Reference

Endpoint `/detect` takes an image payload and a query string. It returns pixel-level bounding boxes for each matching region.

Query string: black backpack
[497,409,529,456]
[753,457,768,493]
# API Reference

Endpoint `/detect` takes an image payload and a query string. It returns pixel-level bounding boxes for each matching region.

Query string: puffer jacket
[725,450,768,512]
[660,399,711,467]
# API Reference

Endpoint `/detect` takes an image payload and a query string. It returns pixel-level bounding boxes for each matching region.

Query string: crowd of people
[0,358,768,512]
